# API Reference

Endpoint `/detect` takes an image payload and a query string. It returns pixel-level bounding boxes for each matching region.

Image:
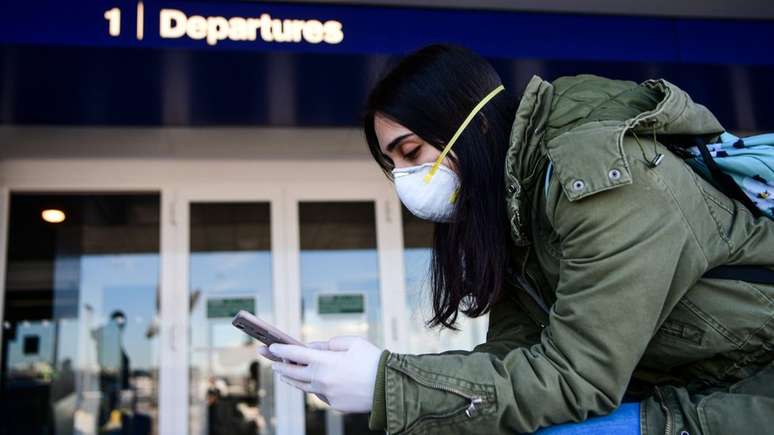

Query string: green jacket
[369,74,774,434]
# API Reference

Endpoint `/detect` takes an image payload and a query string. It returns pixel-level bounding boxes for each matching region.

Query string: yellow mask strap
[423,84,505,184]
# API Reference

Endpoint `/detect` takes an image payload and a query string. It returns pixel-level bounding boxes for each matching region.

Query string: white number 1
[104,7,121,37]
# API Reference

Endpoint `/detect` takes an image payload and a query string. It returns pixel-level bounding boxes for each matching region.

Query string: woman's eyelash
[406,147,420,158]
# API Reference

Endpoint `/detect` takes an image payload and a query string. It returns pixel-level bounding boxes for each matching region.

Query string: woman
[260,44,774,434]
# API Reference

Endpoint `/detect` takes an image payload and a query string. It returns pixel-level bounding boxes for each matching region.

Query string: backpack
[681,132,774,220]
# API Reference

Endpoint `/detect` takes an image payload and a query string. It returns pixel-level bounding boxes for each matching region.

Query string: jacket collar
[504,75,553,247]
[546,77,725,203]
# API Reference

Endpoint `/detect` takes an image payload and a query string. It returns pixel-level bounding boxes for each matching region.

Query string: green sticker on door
[318,294,365,315]
[207,297,255,318]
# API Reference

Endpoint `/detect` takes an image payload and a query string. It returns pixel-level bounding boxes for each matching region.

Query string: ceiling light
[42,209,66,223]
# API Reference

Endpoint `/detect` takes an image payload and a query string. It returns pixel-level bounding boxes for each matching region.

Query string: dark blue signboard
[1,1,773,128]
[2,1,774,64]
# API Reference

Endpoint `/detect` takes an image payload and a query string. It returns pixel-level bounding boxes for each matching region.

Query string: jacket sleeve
[368,290,542,431]
[376,156,710,434]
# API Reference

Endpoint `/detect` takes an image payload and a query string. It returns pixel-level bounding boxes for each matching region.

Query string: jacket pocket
[697,391,774,435]
[658,319,705,346]
[689,166,737,251]
[387,362,491,434]
[683,278,774,351]
[640,300,735,371]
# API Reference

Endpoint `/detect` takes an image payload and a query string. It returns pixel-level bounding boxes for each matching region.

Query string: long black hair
[363,44,517,328]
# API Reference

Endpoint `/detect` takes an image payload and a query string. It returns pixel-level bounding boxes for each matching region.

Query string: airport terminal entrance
[0,155,487,435]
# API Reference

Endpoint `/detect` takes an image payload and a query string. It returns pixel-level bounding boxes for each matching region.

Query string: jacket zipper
[654,386,673,435]
[390,365,485,433]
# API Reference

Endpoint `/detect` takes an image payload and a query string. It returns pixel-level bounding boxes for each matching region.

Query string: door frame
[283,181,407,434]
[0,186,8,379]
[172,184,297,435]
[0,175,178,433]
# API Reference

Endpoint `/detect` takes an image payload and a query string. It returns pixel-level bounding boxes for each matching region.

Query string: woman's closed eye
[404,146,421,159]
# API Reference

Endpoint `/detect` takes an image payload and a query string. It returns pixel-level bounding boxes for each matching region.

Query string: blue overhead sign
[2,1,773,128]
[1,1,773,65]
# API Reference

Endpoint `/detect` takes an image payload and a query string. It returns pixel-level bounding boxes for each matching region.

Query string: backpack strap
[703,265,774,284]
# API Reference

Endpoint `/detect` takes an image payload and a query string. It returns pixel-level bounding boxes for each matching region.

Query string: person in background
[93,310,130,432]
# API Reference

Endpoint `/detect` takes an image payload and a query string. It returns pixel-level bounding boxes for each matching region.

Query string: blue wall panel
[1,1,773,128]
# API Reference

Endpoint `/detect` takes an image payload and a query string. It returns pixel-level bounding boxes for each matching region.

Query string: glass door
[1,192,162,435]
[286,183,403,435]
[171,187,289,435]
[297,200,381,435]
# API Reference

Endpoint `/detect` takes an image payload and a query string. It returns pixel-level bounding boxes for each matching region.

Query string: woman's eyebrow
[386,133,414,152]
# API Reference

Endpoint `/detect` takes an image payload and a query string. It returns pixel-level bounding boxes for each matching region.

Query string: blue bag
[684,132,774,219]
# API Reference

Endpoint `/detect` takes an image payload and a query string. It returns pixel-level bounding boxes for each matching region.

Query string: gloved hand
[256,341,330,362]
[266,336,383,413]
[257,341,332,405]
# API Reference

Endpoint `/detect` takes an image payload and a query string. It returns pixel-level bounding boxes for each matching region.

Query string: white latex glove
[256,340,329,362]
[267,336,383,413]
[257,341,332,405]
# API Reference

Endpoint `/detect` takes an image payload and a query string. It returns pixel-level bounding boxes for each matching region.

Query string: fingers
[268,344,326,365]
[272,362,314,383]
[307,341,329,350]
[327,336,362,351]
[279,376,321,394]
[256,346,282,362]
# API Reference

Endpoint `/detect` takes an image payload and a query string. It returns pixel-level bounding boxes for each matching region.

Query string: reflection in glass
[188,203,275,435]
[1,193,160,435]
[298,202,382,435]
[401,205,488,354]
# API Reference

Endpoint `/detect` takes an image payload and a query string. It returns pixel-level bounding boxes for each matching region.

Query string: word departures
[104,6,345,46]
[160,9,344,46]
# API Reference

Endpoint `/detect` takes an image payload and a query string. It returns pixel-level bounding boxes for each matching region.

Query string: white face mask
[388,84,505,223]
[392,162,460,222]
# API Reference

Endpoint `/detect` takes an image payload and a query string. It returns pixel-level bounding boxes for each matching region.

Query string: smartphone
[232,310,305,347]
